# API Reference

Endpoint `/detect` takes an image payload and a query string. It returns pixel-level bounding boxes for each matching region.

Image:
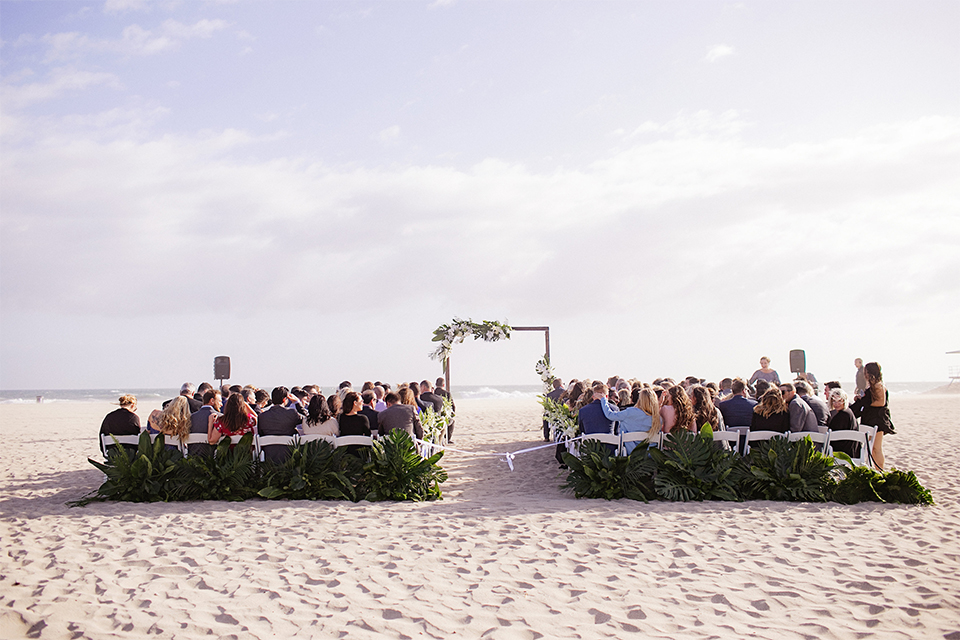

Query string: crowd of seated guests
[100,377,456,462]
[548,362,889,469]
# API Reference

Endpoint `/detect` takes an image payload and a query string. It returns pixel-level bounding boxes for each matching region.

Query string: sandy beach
[1,394,958,640]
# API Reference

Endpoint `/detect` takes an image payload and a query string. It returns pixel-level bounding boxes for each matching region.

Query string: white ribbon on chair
[413,435,585,471]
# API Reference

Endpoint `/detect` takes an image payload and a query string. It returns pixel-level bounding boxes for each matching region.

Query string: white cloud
[103,0,150,14]
[378,125,401,143]
[0,67,121,109]
[39,19,230,61]
[2,109,957,385]
[705,44,734,63]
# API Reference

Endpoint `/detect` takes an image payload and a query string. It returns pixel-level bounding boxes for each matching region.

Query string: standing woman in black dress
[850,362,895,470]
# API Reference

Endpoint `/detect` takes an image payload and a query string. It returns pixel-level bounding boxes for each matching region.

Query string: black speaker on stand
[789,350,806,375]
[214,356,231,388]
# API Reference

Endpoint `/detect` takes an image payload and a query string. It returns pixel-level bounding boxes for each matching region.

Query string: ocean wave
[456,387,540,400]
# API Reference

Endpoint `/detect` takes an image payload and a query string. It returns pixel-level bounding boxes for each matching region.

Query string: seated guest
[399,387,421,414]
[718,378,733,401]
[146,396,191,450]
[780,382,818,432]
[578,383,614,451]
[660,385,695,434]
[419,380,444,412]
[208,393,257,444]
[718,378,758,428]
[194,382,213,402]
[163,382,203,413]
[302,394,339,436]
[337,392,372,455]
[373,386,387,411]
[258,387,302,463]
[599,388,661,454]
[691,385,723,431]
[750,388,791,433]
[100,394,141,456]
[616,388,631,409]
[827,388,860,457]
[753,379,772,401]
[360,390,380,437]
[378,391,423,439]
[189,390,221,456]
[796,380,829,426]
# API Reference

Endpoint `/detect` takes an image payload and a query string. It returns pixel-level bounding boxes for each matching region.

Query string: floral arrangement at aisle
[535,355,556,393]
[429,318,512,364]
[540,395,578,442]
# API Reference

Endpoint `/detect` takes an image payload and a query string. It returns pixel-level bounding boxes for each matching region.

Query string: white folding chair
[620,431,654,456]
[577,432,620,456]
[712,430,742,454]
[335,435,374,449]
[826,430,870,467]
[100,433,141,458]
[859,425,878,463]
[149,432,184,455]
[788,431,829,452]
[300,433,337,446]
[744,430,787,455]
[256,435,296,462]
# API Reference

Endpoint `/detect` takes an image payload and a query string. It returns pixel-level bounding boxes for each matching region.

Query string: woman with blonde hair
[599,387,663,453]
[147,396,191,448]
[398,387,420,414]
[750,387,790,433]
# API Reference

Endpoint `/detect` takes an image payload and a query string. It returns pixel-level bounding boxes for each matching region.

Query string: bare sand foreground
[1,395,959,640]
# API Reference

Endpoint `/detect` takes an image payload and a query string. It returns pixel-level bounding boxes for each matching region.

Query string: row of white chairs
[100,432,374,461]
[576,425,877,467]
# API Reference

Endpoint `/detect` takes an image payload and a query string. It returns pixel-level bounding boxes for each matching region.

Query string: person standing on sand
[850,362,895,470]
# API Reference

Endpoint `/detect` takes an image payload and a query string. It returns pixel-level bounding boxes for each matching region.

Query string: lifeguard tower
[948,350,960,388]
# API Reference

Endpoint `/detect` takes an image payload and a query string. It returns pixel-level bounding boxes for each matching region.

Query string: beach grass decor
[71,432,182,505]
[257,439,357,502]
[171,434,258,502]
[561,439,632,500]
[876,469,934,505]
[360,430,447,502]
[830,466,935,505]
[561,440,656,501]
[733,435,840,502]
[649,425,741,502]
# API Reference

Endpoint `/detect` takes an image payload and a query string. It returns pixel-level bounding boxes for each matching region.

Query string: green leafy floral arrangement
[429,318,511,364]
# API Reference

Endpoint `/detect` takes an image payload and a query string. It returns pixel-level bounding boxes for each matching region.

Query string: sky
[1,0,958,390]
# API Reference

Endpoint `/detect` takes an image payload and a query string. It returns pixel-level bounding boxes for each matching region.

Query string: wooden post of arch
[442,326,550,395]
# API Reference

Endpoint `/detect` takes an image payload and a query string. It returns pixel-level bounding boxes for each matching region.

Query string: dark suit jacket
[578,400,613,434]
[718,395,757,428]
[360,406,380,434]
[378,404,423,439]
[257,405,301,436]
[420,391,444,412]
[257,405,300,464]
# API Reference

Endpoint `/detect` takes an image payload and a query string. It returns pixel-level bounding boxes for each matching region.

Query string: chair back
[100,433,141,457]
[620,431,653,455]
[744,430,787,454]
[826,430,870,466]
[712,430,742,454]
[300,433,337,446]
[577,432,619,455]
[335,435,374,448]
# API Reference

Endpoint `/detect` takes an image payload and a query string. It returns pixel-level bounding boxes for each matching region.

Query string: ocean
[0,382,949,404]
